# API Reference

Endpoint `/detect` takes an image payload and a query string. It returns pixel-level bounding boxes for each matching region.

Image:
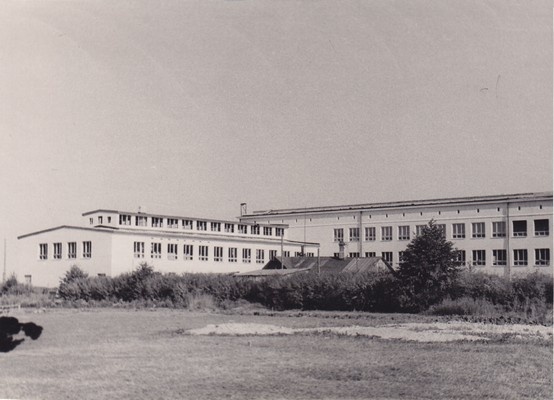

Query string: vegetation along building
[17,209,318,287]
[239,192,553,277]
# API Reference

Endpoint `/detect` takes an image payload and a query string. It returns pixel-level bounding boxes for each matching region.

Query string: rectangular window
[306,252,314,257]
[167,219,179,229]
[119,214,131,225]
[398,251,406,263]
[263,227,273,236]
[452,223,465,239]
[53,243,62,259]
[492,249,507,266]
[349,252,360,258]
[133,242,145,258]
[182,219,193,230]
[365,252,376,258]
[150,243,161,259]
[184,244,193,260]
[151,217,163,228]
[68,242,77,259]
[381,252,393,263]
[39,243,48,260]
[167,244,178,260]
[513,220,527,237]
[534,219,549,236]
[251,225,260,235]
[211,222,221,232]
[283,251,290,257]
[107,217,111,223]
[437,224,446,238]
[83,241,92,259]
[492,221,506,238]
[513,249,528,266]
[349,227,359,242]
[242,248,251,263]
[472,250,486,266]
[381,226,392,241]
[269,250,277,260]
[136,216,147,226]
[224,223,235,233]
[238,224,248,234]
[24,275,32,285]
[256,249,265,264]
[398,226,410,241]
[472,223,485,238]
[535,249,550,266]
[228,247,237,263]
[416,225,426,236]
[214,246,223,262]
[197,221,207,231]
[199,245,209,261]
[275,228,284,237]
[295,251,303,257]
[365,227,376,241]
[89,218,94,225]
[454,250,466,266]
[98,216,103,224]
[334,228,344,242]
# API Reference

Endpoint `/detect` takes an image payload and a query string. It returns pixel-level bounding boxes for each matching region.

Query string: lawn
[0,308,551,400]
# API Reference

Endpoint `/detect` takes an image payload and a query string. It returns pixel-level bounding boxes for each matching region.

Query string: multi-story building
[17,209,318,287]
[240,192,553,277]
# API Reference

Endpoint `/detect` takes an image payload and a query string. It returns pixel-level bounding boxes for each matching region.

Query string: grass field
[0,308,552,399]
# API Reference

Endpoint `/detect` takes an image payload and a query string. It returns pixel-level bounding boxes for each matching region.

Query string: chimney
[240,203,247,217]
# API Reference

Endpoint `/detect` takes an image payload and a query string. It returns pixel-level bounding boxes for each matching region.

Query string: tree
[397,220,461,311]
[60,265,89,285]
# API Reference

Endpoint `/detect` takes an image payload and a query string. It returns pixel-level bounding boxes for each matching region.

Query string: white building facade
[17,209,318,287]
[240,192,553,277]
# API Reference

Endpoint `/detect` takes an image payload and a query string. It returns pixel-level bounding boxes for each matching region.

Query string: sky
[0,0,551,270]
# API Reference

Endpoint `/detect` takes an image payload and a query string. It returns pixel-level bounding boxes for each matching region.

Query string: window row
[133,242,282,264]
[333,219,549,242]
[109,215,285,237]
[39,241,92,260]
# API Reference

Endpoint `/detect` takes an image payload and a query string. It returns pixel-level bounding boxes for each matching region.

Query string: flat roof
[242,192,553,217]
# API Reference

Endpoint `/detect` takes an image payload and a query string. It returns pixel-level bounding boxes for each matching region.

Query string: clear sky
[0,0,551,270]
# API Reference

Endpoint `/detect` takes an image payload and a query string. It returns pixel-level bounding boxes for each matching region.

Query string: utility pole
[280,229,284,270]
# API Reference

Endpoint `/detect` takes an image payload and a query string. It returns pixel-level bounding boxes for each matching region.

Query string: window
[184,244,193,260]
[349,227,359,242]
[150,243,161,259]
[275,228,284,237]
[83,241,92,259]
[472,250,485,266]
[136,216,147,226]
[454,250,466,266]
[98,216,103,224]
[295,251,303,257]
[398,251,406,263]
[306,252,314,257]
[512,221,527,237]
[333,228,344,242]
[24,275,32,285]
[214,246,223,262]
[224,223,235,233]
[452,223,465,239]
[251,225,260,235]
[416,225,426,236]
[381,226,392,241]
[535,249,550,266]
[238,224,248,234]
[107,217,111,223]
[152,217,163,228]
[283,251,290,257]
[199,245,209,261]
[534,219,549,236]
[513,249,528,266]
[472,223,485,238]
[67,242,76,259]
[119,214,131,225]
[398,226,410,241]
[365,252,376,258]
[197,221,207,231]
[242,248,251,263]
[182,219,193,230]
[211,222,221,232]
[89,218,94,225]
[228,247,237,262]
[381,252,393,263]
[167,219,179,229]
[168,244,178,260]
[437,224,446,238]
[492,250,507,266]
[349,252,360,257]
[269,250,277,260]
[256,249,265,264]
[492,221,506,238]
[39,243,48,260]
[133,242,145,258]
[263,227,273,236]
[365,227,376,241]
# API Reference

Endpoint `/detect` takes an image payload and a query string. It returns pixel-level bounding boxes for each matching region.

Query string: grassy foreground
[0,309,552,400]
